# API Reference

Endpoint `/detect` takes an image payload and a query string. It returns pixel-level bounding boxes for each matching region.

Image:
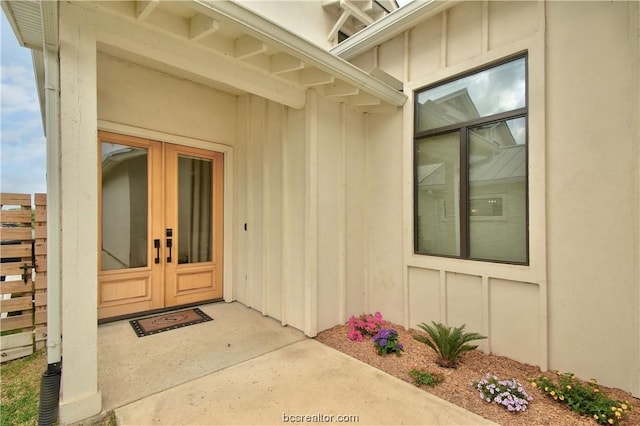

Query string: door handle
[165,228,173,263]
[154,239,160,264]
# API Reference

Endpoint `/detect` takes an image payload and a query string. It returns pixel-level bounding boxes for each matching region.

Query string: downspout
[38,1,61,425]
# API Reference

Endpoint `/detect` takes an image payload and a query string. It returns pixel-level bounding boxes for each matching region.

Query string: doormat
[129,308,213,337]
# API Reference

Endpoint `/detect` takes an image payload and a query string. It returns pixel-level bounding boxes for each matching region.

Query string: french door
[98,131,223,320]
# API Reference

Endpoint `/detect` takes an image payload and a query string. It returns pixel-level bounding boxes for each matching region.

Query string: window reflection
[469,118,527,263]
[415,132,461,256]
[416,58,526,132]
[178,156,213,264]
[101,143,148,271]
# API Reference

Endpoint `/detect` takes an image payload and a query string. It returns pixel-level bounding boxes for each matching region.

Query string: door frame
[98,121,234,307]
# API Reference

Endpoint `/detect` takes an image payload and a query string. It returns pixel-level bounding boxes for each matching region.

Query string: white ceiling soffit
[331,0,457,60]
[1,0,43,50]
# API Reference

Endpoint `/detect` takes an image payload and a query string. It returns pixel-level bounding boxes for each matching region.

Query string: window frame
[413,53,529,265]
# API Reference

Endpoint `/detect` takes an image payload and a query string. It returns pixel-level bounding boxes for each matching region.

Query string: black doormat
[129,308,213,337]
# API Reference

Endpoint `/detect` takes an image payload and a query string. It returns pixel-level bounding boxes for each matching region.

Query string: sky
[0,12,47,196]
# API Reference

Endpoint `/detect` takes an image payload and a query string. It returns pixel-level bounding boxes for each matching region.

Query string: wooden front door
[98,131,223,320]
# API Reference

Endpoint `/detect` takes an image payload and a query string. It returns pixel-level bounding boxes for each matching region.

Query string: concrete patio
[97,302,495,425]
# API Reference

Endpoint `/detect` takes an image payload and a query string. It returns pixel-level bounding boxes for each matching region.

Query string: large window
[414,55,528,264]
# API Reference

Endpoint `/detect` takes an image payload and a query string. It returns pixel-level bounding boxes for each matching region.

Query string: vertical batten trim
[223,147,234,303]
[402,31,411,330]
[536,0,549,373]
[363,113,370,314]
[304,90,319,337]
[539,280,548,371]
[481,275,491,354]
[482,0,489,53]
[439,270,447,324]
[281,106,290,326]
[338,103,347,324]
[245,97,255,309]
[261,101,270,316]
[440,10,448,69]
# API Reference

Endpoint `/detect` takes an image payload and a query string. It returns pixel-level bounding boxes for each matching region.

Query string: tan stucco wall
[97,54,237,146]
[350,0,640,395]
[545,1,640,394]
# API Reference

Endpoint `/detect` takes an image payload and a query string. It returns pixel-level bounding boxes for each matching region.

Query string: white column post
[58,4,102,423]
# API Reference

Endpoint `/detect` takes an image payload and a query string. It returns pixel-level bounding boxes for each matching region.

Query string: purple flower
[379,338,388,347]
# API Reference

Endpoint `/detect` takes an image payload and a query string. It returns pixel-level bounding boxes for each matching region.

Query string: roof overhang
[2,0,407,113]
[331,0,458,60]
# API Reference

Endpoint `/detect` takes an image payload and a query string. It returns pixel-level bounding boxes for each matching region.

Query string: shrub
[472,373,532,412]
[347,312,384,341]
[531,372,632,425]
[372,328,404,356]
[408,367,445,387]
[413,322,486,368]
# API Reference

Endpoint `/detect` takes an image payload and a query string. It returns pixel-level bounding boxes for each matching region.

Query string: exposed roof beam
[191,0,406,107]
[300,69,335,87]
[341,0,374,26]
[270,53,305,74]
[189,13,219,41]
[234,35,267,60]
[331,0,458,60]
[327,9,351,42]
[65,4,306,109]
[136,0,159,22]
[324,80,360,97]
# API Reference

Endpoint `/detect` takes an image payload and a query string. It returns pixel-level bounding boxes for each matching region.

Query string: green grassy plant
[1,349,46,425]
[414,322,486,368]
[0,349,115,426]
[531,372,632,425]
[408,367,445,387]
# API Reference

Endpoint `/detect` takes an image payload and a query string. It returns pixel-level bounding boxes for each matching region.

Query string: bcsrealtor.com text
[282,413,360,423]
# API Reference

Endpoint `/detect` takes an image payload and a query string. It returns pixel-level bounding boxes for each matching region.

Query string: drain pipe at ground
[38,2,62,425]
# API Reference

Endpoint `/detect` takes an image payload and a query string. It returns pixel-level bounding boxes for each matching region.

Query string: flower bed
[316,320,640,426]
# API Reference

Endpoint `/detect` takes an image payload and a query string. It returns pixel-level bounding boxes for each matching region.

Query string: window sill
[406,253,544,284]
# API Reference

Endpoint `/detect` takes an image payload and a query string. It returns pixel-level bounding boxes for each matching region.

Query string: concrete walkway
[99,302,495,425]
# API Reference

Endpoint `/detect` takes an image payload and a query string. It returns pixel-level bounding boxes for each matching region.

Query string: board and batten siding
[350,0,640,397]
[237,92,368,335]
[351,0,548,369]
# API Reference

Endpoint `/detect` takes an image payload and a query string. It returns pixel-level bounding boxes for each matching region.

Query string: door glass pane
[415,132,460,256]
[469,117,527,262]
[178,155,212,264]
[416,57,526,132]
[101,143,148,271]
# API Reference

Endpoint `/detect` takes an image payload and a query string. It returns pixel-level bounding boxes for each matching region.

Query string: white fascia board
[41,0,59,53]
[331,0,458,60]
[191,0,406,107]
